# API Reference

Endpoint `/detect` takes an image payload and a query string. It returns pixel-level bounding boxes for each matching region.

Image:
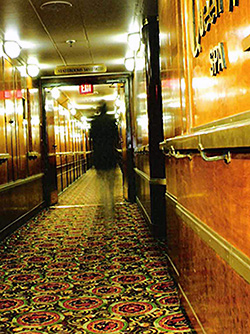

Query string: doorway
[41,75,135,205]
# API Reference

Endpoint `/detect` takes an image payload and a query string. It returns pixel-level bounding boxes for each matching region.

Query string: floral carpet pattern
[0,169,194,333]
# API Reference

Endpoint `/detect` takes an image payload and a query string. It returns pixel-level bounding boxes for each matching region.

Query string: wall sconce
[127,32,141,51]
[3,40,21,59]
[124,57,135,71]
[26,64,40,77]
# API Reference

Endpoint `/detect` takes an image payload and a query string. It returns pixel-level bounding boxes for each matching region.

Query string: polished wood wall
[0,58,43,240]
[0,58,92,239]
[158,0,250,332]
[44,90,90,204]
[132,60,151,219]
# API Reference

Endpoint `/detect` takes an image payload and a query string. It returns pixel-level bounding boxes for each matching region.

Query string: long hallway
[0,168,194,333]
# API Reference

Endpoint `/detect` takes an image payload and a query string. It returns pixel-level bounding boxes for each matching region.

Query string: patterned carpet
[0,168,194,333]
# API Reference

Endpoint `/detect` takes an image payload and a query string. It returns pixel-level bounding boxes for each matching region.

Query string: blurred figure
[90,101,120,219]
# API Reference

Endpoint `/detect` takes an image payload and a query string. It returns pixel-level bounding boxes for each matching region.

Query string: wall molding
[134,167,166,185]
[0,201,45,241]
[136,196,152,227]
[0,173,44,194]
[160,111,250,151]
[166,191,250,284]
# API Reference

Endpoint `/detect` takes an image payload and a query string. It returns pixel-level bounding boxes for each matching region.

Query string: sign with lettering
[192,0,239,57]
[209,43,227,76]
[79,84,93,94]
[54,64,107,75]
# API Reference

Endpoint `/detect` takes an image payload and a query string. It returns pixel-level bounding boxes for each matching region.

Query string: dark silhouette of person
[90,101,120,218]
[90,101,119,170]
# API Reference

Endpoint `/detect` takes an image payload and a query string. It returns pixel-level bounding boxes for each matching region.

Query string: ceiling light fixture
[51,87,60,99]
[127,32,141,51]
[3,40,21,59]
[26,64,40,77]
[124,57,135,71]
[40,1,73,11]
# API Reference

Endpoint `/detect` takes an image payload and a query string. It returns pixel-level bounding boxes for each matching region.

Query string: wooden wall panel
[0,57,8,185]
[133,60,150,204]
[0,58,4,152]
[159,0,188,138]
[0,163,8,185]
[166,207,250,333]
[133,67,148,148]
[160,0,250,130]
[4,59,15,182]
[45,92,88,196]
[158,0,250,331]
[135,172,151,221]
[0,177,44,241]
[166,155,250,258]
[29,89,41,151]
[188,0,250,128]
[134,154,150,176]
[165,200,250,333]
[0,55,44,238]
[14,70,27,179]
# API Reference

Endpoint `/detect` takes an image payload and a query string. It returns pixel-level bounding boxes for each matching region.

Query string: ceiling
[0,0,157,76]
[0,0,157,118]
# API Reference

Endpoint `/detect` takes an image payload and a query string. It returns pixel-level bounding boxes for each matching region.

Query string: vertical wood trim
[182,0,194,132]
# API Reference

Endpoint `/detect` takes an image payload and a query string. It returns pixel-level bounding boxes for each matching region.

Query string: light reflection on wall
[31,116,39,126]
[5,99,14,116]
[137,114,148,132]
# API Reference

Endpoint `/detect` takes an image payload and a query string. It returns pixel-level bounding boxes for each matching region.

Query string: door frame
[40,73,136,205]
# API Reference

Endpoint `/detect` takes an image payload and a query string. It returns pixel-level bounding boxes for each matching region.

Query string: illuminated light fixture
[40,1,73,10]
[70,108,76,116]
[51,87,60,99]
[26,64,40,77]
[3,40,21,59]
[124,57,135,71]
[127,32,141,51]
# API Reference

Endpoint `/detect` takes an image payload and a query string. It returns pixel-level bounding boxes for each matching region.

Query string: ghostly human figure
[90,101,120,218]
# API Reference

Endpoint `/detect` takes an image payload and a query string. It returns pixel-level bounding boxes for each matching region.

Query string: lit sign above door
[79,84,93,94]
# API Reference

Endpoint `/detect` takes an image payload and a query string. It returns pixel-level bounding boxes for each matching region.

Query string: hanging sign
[79,84,93,94]
[54,64,107,75]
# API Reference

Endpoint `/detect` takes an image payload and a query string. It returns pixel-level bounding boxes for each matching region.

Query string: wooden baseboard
[0,202,45,241]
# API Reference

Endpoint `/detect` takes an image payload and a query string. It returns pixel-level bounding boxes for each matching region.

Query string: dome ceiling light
[40,1,73,11]
[3,40,21,59]
[51,87,60,99]
[27,64,40,77]
[127,32,141,52]
[124,57,135,72]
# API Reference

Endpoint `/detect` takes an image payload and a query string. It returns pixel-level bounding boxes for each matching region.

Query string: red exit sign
[79,84,93,94]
